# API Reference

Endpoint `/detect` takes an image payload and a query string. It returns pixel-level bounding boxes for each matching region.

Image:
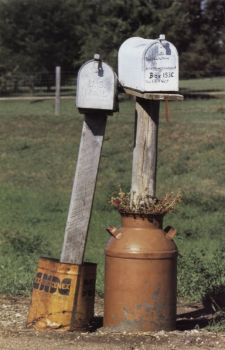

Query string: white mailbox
[118,35,179,92]
[76,54,118,112]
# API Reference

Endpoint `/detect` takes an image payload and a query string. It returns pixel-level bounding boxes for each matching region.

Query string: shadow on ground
[177,307,211,330]
[177,307,225,331]
[90,306,225,332]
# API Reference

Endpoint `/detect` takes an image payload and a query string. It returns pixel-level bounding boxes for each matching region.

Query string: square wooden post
[60,113,107,265]
[131,98,160,201]
[123,88,183,204]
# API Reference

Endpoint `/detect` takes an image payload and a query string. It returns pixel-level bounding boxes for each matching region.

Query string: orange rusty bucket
[27,257,96,330]
[104,214,177,331]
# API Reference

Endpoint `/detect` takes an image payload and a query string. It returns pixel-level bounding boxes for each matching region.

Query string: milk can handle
[106,226,122,239]
[164,226,176,240]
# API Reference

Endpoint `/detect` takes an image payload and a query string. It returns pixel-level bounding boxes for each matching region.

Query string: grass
[0,92,225,310]
[180,76,225,91]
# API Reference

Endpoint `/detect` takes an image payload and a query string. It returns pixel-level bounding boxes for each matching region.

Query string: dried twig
[110,189,182,216]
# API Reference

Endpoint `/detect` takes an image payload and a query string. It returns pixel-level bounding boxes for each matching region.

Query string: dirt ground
[1,295,225,350]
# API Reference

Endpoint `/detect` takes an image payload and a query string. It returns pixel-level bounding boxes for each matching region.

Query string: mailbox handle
[159,34,166,41]
[94,53,103,76]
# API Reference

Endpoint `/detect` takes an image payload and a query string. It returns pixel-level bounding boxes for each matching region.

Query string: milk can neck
[121,214,163,229]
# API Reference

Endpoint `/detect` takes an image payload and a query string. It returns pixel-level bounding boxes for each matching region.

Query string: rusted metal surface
[27,258,96,331]
[104,215,177,331]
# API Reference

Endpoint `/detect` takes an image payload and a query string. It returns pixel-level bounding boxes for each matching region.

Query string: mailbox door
[76,59,117,111]
[144,40,178,92]
[118,37,155,92]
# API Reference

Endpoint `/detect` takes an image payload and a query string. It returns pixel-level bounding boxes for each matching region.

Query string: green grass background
[0,89,225,303]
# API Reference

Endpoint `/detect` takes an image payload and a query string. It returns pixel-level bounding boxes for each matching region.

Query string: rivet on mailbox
[118,34,179,93]
[76,54,118,113]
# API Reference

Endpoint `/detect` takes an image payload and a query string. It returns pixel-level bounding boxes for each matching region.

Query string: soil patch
[0,295,225,349]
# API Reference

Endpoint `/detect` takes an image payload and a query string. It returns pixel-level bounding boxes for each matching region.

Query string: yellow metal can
[27,257,96,331]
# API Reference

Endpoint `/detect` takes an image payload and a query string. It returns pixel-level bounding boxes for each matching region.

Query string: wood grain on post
[55,66,61,116]
[60,113,107,265]
[131,98,160,203]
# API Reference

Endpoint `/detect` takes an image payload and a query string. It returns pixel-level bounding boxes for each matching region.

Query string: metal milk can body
[104,215,177,331]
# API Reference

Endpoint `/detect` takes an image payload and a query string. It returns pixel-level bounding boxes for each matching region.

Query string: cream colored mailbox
[76,54,118,111]
[118,34,179,92]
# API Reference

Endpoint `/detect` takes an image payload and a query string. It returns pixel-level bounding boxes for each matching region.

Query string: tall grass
[0,96,225,300]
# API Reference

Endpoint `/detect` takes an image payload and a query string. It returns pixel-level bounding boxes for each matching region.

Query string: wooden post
[123,88,183,204]
[131,98,159,202]
[60,113,107,265]
[55,66,61,116]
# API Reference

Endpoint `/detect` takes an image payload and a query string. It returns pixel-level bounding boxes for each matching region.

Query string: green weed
[177,249,225,302]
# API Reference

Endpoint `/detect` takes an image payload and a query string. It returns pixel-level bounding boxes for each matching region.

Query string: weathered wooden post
[126,91,183,202]
[27,54,118,331]
[104,35,183,331]
[55,66,61,116]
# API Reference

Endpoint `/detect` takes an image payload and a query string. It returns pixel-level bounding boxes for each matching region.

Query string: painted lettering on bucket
[33,272,72,296]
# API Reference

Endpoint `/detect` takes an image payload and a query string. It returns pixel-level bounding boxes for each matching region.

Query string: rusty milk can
[104,214,177,331]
